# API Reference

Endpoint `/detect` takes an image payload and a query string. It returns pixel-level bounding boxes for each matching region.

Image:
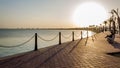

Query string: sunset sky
[0,0,120,28]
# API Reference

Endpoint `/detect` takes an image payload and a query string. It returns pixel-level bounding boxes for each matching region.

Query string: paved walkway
[0,32,120,68]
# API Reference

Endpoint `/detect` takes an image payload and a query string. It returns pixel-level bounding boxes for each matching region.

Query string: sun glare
[73,2,108,27]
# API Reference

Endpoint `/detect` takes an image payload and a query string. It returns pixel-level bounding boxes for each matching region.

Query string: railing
[0,31,89,51]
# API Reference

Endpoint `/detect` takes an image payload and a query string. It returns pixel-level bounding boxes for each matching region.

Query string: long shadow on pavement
[110,41,120,49]
[106,41,120,57]
[107,52,120,57]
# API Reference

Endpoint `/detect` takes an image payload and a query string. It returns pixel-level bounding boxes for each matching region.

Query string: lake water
[0,29,95,58]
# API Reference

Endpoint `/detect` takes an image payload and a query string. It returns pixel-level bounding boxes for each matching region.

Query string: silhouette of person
[105,31,115,44]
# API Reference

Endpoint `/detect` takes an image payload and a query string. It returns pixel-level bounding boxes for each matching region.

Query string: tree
[108,18,112,31]
[111,9,120,34]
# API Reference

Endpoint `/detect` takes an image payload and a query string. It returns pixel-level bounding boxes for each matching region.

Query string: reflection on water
[0,29,95,58]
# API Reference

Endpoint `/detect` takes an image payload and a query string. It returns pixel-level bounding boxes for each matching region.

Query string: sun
[73,2,108,27]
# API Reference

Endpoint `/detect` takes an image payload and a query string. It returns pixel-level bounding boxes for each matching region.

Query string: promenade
[0,32,120,68]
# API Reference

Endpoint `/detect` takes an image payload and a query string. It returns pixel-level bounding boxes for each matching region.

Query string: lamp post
[102,23,105,32]
[100,24,102,32]
[104,21,107,31]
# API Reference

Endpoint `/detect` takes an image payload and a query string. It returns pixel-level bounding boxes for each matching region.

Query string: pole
[59,32,61,45]
[87,30,88,38]
[103,26,104,32]
[81,31,83,39]
[72,31,74,41]
[34,33,38,51]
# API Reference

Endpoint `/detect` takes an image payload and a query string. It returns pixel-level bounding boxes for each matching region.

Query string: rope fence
[0,31,90,51]
[37,34,59,41]
[0,35,34,48]
[61,33,72,39]
[82,31,88,38]
[74,32,81,37]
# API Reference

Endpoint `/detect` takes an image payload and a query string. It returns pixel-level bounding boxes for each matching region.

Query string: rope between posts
[83,31,88,36]
[37,34,59,41]
[61,34,72,39]
[83,32,86,36]
[74,32,81,37]
[0,35,34,48]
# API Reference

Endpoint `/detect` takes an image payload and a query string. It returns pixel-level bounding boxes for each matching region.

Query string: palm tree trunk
[113,21,116,34]
[118,17,120,35]
[109,22,111,31]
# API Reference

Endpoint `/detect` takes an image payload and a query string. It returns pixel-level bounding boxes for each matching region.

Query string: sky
[0,0,120,28]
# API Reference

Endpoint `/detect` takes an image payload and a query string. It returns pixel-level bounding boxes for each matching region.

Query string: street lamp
[104,21,107,31]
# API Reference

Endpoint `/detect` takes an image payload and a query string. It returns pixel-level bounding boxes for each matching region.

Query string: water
[0,29,95,58]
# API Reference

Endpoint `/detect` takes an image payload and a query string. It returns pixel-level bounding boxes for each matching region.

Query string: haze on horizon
[0,0,120,28]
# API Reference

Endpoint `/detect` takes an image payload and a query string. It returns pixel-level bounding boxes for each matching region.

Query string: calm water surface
[0,29,95,58]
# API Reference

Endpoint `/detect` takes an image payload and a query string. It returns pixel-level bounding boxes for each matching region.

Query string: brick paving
[0,32,120,68]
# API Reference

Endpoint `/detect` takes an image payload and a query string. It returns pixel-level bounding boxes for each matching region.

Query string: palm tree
[109,16,116,34]
[108,17,113,31]
[111,9,120,34]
